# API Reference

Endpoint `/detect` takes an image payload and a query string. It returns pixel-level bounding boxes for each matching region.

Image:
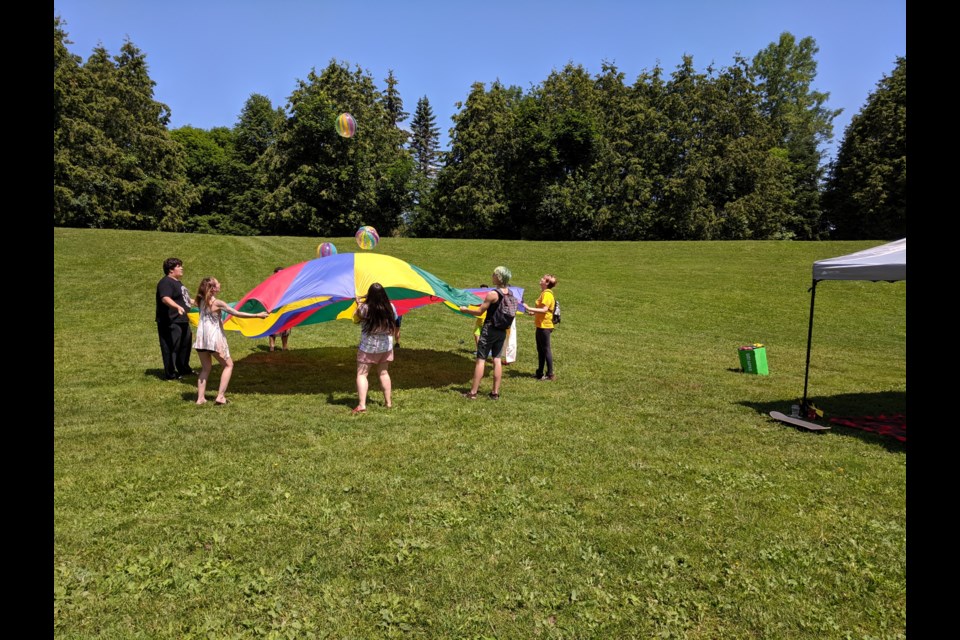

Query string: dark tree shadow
[437,345,536,380]
[165,346,480,400]
[739,390,907,452]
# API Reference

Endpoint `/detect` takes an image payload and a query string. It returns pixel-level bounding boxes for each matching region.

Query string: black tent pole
[801,279,819,412]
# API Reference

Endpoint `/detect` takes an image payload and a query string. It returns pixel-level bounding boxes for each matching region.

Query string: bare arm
[526,294,552,314]
[352,300,366,323]
[459,290,498,316]
[215,299,269,319]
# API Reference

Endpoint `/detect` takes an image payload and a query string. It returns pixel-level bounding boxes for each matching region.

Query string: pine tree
[54,16,86,223]
[53,17,195,230]
[382,69,408,128]
[519,63,602,239]
[821,57,906,239]
[422,81,517,237]
[752,32,841,239]
[405,96,441,235]
[409,96,440,176]
[234,93,285,165]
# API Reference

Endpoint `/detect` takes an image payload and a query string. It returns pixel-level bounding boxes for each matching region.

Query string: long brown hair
[359,283,397,334]
[196,277,218,309]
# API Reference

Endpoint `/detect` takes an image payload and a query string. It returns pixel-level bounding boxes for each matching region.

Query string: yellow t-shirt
[534,289,555,329]
[473,311,486,336]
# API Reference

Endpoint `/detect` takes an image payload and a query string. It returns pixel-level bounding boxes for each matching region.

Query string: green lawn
[54,228,906,639]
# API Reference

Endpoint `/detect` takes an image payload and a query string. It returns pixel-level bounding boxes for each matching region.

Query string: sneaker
[537,374,556,382]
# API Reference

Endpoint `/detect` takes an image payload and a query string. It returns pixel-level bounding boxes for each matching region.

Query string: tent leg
[801,280,819,413]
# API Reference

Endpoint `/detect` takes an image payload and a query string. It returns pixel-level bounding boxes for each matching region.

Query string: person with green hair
[459,265,514,400]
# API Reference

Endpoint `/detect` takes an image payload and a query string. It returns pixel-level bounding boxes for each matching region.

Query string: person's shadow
[166,346,477,397]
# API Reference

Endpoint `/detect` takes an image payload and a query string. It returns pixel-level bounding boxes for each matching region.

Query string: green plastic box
[738,346,769,375]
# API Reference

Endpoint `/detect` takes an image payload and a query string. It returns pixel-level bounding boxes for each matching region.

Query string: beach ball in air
[336,113,356,138]
[316,242,337,258]
[355,226,379,250]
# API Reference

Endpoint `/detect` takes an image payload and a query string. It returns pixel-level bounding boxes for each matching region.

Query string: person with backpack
[525,274,558,381]
[458,266,516,400]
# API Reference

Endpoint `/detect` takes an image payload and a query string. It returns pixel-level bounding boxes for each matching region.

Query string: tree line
[54,17,906,241]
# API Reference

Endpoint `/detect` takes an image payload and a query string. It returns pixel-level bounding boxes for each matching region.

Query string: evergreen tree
[520,63,602,239]
[821,57,906,239]
[170,126,256,235]
[53,17,195,230]
[700,57,794,239]
[424,81,518,237]
[230,94,285,233]
[590,61,653,240]
[500,93,549,238]
[382,69,408,128]
[53,16,81,139]
[617,63,673,239]
[234,93,285,165]
[54,16,86,222]
[646,55,716,239]
[409,96,440,175]
[260,60,412,236]
[752,32,841,238]
[406,96,441,235]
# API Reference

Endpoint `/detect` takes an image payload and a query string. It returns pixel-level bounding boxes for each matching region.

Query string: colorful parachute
[455,287,527,315]
[205,253,493,339]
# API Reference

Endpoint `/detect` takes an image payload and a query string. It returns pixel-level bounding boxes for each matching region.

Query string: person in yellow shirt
[525,274,557,381]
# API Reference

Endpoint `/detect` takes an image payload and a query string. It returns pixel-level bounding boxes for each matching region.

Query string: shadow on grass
[739,390,906,452]
[159,346,480,399]
[434,345,536,380]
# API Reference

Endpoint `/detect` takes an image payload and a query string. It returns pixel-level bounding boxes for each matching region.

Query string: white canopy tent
[801,238,906,411]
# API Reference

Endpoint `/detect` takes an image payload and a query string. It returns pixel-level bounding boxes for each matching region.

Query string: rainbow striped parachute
[200,253,496,339]
[461,287,527,313]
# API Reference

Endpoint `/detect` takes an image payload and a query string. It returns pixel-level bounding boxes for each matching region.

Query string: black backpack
[551,296,561,325]
[490,289,518,330]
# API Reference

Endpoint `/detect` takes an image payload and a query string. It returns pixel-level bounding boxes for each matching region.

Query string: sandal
[351,406,366,415]
[488,392,500,400]
[462,392,478,400]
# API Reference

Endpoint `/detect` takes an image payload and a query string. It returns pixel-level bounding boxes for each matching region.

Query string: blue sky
[54,0,905,162]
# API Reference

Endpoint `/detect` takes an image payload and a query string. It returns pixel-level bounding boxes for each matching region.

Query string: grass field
[53,228,906,639]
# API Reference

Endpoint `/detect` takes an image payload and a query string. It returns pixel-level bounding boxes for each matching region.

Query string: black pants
[158,322,193,378]
[535,328,554,377]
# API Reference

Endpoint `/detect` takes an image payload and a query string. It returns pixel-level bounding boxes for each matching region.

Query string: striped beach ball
[316,242,337,258]
[355,226,379,250]
[336,112,356,138]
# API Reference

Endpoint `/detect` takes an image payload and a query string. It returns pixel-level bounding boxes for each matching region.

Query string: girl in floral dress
[193,277,269,405]
[351,283,399,414]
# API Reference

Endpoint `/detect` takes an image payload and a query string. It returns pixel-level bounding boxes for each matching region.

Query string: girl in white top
[351,282,399,414]
[193,277,268,405]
